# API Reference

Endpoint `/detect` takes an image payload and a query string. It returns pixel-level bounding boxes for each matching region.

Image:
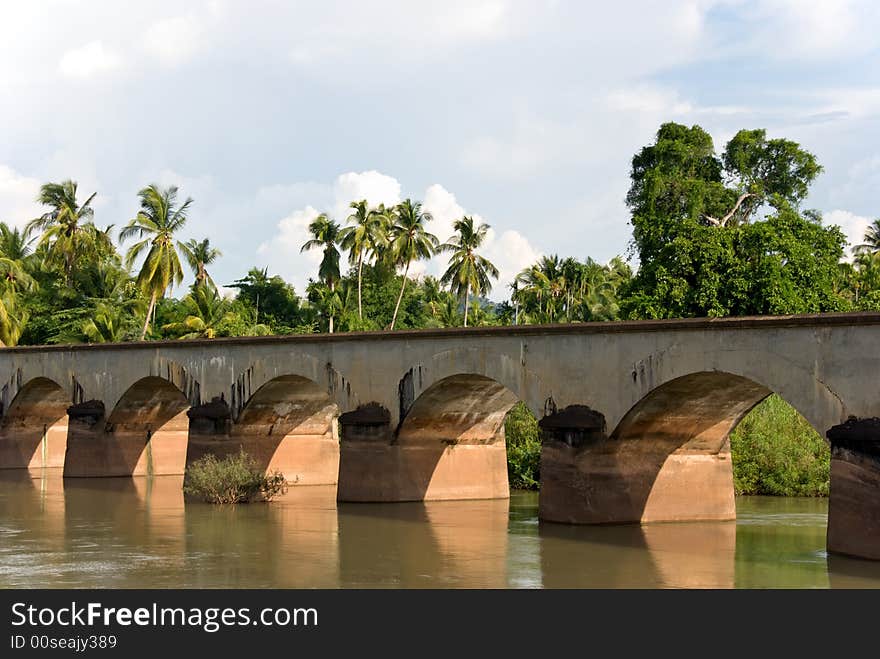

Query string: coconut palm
[25,180,98,284]
[119,184,192,340]
[339,200,388,320]
[180,238,222,290]
[438,216,498,327]
[388,199,437,330]
[0,223,34,262]
[300,214,342,333]
[422,275,445,319]
[855,219,880,257]
[515,255,565,323]
[162,285,233,339]
[0,256,35,346]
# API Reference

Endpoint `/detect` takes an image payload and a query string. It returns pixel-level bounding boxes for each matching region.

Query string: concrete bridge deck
[1,312,879,558]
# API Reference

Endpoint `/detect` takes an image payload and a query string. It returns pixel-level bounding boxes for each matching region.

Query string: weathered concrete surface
[540,372,763,524]
[339,375,512,501]
[0,312,878,555]
[64,376,190,477]
[185,375,339,485]
[826,418,880,560]
[0,377,69,470]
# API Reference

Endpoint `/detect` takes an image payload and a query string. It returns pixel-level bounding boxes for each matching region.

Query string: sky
[1,0,879,300]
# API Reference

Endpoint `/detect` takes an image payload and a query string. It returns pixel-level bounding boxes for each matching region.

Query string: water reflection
[337,498,509,588]
[2,472,880,588]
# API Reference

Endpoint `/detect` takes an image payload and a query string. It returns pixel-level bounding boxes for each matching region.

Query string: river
[1,471,879,588]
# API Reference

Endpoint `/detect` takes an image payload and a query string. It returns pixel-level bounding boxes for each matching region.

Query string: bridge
[0,312,878,559]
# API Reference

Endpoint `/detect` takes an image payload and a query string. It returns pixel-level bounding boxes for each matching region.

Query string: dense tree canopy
[622,122,846,318]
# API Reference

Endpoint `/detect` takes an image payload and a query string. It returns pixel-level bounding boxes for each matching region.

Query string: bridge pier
[539,374,756,525]
[827,418,880,560]
[337,402,509,502]
[185,386,339,486]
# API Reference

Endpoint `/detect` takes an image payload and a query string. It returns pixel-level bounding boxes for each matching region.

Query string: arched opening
[0,377,69,470]
[340,374,518,502]
[65,377,189,477]
[187,375,339,485]
[539,371,831,526]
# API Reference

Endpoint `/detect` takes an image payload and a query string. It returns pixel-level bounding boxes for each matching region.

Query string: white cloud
[144,14,203,65]
[58,41,123,79]
[605,86,694,115]
[744,0,874,60]
[825,209,872,260]
[0,165,41,229]
[331,171,401,220]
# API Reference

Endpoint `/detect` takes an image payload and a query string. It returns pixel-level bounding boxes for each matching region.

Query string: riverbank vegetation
[2,122,874,495]
[184,451,287,504]
[730,395,830,497]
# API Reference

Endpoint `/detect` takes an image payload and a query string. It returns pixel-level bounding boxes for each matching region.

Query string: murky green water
[1,471,879,588]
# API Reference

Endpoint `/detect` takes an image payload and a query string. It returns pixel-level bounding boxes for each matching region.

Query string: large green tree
[439,216,498,327]
[622,123,844,318]
[120,184,192,340]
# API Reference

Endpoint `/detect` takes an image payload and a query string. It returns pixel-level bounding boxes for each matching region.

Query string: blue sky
[1,1,879,299]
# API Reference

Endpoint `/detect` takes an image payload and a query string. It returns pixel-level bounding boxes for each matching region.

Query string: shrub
[730,394,830,497]
[184,450,288,504]
[505,402,541,489]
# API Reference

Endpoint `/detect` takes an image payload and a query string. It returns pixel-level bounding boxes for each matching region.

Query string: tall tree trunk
[357,254,364,320]
[140,290,157,341]
[390,261,410,330]
[464,290,469,327]
[329,280,335,334]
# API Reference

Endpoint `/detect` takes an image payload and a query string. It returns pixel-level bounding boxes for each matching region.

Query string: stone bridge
[1,313,878,558]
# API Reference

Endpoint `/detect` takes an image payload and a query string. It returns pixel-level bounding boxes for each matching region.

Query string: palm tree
[422,275,445,319]
[388,199,437,330]
[339,200,388,320]
[0,257,35,346]
[162,285,233,339]
[119,184,192,340]
[439,216,498,327]
[0,223,34,261]
[855,219,880,256]
[300,214,342,333]
[180,238,222,289]
[515,255,565,323]
[81,302,131,343]
[25,180,97,284]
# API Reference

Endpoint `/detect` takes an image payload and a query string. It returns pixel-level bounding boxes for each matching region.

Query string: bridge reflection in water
[2,471,880,589]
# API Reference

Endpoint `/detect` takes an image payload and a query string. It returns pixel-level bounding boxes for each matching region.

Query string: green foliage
[504,402,541,490]
[184,450,288,504]
[730,394,830,497]
[227,267,309,333]
[622,122,844,318]
[513,255,631,323]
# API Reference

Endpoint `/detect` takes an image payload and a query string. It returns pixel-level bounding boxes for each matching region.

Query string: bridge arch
[539,369,840,525]
[340,370,531,502]
[223,374,339,485]
[397,347,553,425]
[0,377,69,470]
[65,375,190,477]
[229,354,356,421]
